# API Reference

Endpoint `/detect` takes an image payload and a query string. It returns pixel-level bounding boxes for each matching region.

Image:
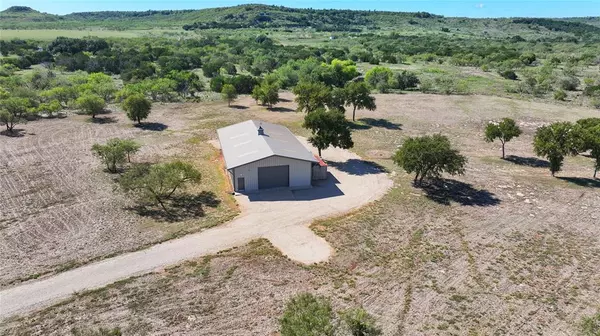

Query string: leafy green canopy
[344,81,376,121]
[303,108,354,157]
[484,118,522,158]
[119,161,201,213]
[221,84,238,106]
[533,122,584,176]
[122,93,152,124]
[394,134,467,185]
[92,138,140,173]
[576,118,600,178]
[76,93,105,119]
[0,97,35,133]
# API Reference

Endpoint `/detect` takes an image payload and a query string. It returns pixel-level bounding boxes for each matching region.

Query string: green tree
[36,100,62,118]
[122,93,152,124]
[119,161,201,213]
[279,293,334,336]
[119,139,141,163]
[253,81,279,108]
[0,97,34,133]
[293,81,331,113]
[393,134,467,185]
[76,93,105,119]
[40,86,78,107]
[303,108,354,157]
[221,84,238,107]
[342,308,382,336]
[167,70,204,98]
[484,118,522,159]
[91,139,133,173]
[365,67,394,93]
[533,122,584,176]
[78,73,117,102]
[344,81,376,121]
[576,118,600,178]
[321,59,359,87]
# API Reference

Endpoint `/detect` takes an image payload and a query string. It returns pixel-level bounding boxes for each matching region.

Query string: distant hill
[0,6,58,22]
[1,4,599,40]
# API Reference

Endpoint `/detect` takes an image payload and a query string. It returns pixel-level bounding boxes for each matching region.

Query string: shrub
[365,66,394,93]
[393,70,420,90]
[499,70,518,80]
[557,76,580,91]
[554,89,567,101]
[279,293,334,336]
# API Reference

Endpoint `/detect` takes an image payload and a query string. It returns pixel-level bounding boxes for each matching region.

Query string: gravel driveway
[0,139,392,320]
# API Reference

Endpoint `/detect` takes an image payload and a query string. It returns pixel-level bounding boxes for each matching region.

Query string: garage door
[258,165,289,189]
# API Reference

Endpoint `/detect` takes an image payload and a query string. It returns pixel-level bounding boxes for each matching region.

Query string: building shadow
[327,159,388,176]
[557,177,600,188]
[0,129,26,137]
[134,122,168,131]
[90,116,118,124]
[127,191,221,222]
[503,155,549,168]
[229,105,248,110]
[246,173,345,202]
[268,106,296,113]
[358,118,403,130]
[420,179,501,206]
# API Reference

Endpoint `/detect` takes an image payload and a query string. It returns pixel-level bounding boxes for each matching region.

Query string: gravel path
[0,139,392,320]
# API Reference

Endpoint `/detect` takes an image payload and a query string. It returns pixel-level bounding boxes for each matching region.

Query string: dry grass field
[2,92,600,335]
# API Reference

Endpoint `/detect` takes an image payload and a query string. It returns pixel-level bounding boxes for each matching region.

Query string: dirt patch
[0,104,239,287]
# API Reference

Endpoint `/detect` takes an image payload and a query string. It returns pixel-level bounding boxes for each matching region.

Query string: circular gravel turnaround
[0,137,393,320]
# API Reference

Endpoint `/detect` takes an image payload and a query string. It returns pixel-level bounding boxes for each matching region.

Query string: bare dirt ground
[2,92,600,335]
[0,104,239,287]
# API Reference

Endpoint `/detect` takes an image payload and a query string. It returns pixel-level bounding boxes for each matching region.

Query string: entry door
[237,177,245,191]
[258,165,290,189]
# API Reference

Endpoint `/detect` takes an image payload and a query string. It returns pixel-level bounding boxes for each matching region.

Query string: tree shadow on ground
[89,116,118,124]
[278,97,292,102]
[134,122,168,131]
[229,105,248,110]
[127,191,221,222]
[503,155,549,168]
[268,106,296,112]
[358,118,403,130]
[557,177,600,188]
[0,129,26,137]
[420,179,501,206]
[327,159,388,175]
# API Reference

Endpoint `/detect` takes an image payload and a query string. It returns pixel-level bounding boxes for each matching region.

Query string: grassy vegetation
[0,29,191,40]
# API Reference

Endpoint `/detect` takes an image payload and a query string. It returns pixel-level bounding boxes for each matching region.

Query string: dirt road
[0,139,392,320]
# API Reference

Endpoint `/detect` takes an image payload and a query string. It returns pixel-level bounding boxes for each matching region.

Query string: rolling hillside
[1,4,599,41]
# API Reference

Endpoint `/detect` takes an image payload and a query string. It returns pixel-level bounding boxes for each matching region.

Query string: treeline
[513,18,600,36]
[183,10,373,31]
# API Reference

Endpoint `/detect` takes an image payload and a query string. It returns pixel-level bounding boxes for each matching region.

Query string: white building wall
[233,155,312,192]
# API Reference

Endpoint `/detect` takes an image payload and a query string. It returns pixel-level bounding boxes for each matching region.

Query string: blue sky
[2,0,599,17]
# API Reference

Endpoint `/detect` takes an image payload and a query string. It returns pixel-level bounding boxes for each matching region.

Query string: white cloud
[476,3,485,8]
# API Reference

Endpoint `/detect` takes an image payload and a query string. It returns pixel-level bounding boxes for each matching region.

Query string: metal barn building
[217,120,318,192]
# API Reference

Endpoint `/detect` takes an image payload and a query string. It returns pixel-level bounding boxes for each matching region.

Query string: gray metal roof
[217,120,317,169]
